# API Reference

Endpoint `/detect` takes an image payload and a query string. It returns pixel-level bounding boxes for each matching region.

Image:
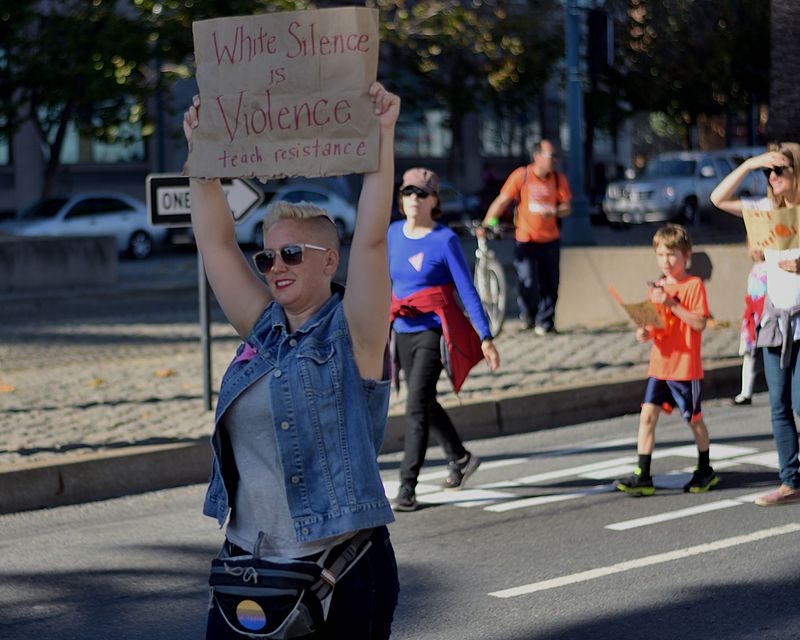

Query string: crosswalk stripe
[605,499,743,530]
[485,485,615,512]
[488,523,800,598]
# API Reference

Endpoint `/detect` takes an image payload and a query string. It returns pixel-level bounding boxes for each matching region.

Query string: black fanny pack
[209,529,373,638]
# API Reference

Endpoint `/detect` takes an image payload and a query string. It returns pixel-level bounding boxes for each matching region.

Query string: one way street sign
[146,173,265,228]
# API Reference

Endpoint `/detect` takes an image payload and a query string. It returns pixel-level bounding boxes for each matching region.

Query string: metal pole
[197,251,213,411]
[561,0,595,246]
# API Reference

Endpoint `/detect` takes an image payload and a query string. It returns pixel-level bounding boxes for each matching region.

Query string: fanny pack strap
[310,528,374,616]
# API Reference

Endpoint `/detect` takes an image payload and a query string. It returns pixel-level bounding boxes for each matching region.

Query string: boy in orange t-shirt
[615,223,718,496]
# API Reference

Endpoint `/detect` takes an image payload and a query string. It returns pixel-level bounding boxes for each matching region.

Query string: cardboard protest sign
[608,285,664,328]
[188,7,379,179]
[742,206,800,250]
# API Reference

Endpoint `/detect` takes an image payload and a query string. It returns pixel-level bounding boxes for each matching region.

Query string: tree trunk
[768,0,800,141]
[39,98,76,198]
[447,108,464,181]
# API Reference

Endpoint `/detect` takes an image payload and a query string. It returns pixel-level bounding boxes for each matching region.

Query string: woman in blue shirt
[388,168,500,512]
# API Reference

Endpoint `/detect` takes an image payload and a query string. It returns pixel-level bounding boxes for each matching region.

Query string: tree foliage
[0,0,304,196]
[607,0,769,145]
[368,0,562,171]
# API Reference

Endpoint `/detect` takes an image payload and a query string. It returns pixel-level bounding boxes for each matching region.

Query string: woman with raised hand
[184,82,401,638]
[711,143,800,507]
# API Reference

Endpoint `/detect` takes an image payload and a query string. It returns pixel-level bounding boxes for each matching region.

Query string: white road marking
[488,523,800,598]
[384,441,770,516]
[734,451,780,469]
[418,488,515,508]
[733,490,773,503]
[485,485,615,512]
[605,499,743,530]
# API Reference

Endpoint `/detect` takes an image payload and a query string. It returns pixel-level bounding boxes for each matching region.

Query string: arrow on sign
[146,173,265,228]
[226,179,264,222]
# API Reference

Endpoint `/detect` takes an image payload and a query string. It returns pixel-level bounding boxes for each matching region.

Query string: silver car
[235,182,357,247]
[2,193,166,259]
[603,149,766,225]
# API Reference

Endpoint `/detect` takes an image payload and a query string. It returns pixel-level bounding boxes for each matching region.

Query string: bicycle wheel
[474,257,507,336]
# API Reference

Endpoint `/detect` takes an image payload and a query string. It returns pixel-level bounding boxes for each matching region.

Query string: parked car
[438,180,481,224]
[1,193,166,259]
[602,148,767,225]
[235,182,357,247]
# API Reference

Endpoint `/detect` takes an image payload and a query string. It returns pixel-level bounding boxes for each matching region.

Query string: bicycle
[467,221,507,337]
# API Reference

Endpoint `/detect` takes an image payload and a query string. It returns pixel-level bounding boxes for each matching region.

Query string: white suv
[603,148,767,225]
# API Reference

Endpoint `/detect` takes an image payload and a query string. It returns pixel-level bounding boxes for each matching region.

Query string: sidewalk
[0,250,748,514]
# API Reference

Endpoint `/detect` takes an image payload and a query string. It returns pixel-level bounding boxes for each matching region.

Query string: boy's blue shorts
[643,378,703,423]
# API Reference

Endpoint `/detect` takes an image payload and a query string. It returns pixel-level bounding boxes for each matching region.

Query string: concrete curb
[0,283,198,314]
[0,360,746,515]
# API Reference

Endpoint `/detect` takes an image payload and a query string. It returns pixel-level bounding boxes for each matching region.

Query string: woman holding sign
[711,142,800,506]
[184,82,400,638]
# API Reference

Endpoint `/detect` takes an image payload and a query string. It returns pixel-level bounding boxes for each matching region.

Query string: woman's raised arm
[711,151,785,216]
[184,96,271,339]
[343,83,400,380]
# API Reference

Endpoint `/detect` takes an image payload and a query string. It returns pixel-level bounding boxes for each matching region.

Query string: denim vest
[203,286,394,541]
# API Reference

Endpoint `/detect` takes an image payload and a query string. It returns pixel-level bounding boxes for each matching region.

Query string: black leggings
[396,329,467,486]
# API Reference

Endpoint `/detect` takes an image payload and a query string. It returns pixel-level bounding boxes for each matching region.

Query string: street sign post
[145,173,265,228]
[145,173,265,411]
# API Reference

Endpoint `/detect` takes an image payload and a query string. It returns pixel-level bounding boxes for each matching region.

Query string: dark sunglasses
[764,166,792,178]
[252,243,328,274]
[400,186,431,199]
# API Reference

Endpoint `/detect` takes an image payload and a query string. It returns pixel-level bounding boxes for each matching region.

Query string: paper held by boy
[187,7,380,180]
[608,285,665,329]
[742,206,800,251]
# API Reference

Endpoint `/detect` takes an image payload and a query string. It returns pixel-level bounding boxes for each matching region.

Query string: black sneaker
[391,483,418,512]
[683,467,719,493]
[615,468,655,497]
[443,452,481,491]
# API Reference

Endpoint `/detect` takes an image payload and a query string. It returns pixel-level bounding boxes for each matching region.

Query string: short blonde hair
[652,222,692,255]
[262,201,340,250]
[768,142,800,208]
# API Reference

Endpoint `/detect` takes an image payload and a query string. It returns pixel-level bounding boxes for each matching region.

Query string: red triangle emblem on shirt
[408,252,424,272]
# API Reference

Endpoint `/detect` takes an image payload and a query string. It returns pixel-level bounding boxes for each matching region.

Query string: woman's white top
[742,196,800,339]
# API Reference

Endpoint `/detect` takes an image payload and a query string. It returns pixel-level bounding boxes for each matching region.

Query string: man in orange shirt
[615,223,718,497]
[482,139,572,334]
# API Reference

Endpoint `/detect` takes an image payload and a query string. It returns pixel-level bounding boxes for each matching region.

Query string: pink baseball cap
[400,168,440,198]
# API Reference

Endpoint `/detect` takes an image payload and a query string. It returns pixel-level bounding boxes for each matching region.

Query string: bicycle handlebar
[463,219,508,240]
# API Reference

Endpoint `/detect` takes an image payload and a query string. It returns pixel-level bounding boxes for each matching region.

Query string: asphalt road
[2,397,796,640]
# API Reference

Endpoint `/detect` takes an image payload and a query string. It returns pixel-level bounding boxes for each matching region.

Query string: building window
[57,119,146,164]
[396,110,451,158]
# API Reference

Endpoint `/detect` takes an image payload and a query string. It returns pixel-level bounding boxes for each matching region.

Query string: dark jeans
[762,344,800,489]
[513,239,560,329]
[396,329,467,486]
[206,526,399,639]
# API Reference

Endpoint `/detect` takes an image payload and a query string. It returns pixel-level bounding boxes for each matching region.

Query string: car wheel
[128,230,153,259]
[679,198,698,224]
[252,222,264,248]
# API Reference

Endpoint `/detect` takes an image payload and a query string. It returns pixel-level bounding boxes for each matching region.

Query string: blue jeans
[513,239,560,329]
[205,526,399,639]
[762,345,800,489]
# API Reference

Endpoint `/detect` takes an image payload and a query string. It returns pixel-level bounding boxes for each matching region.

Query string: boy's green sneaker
[683,467,719,493]
[615,468,655,497]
